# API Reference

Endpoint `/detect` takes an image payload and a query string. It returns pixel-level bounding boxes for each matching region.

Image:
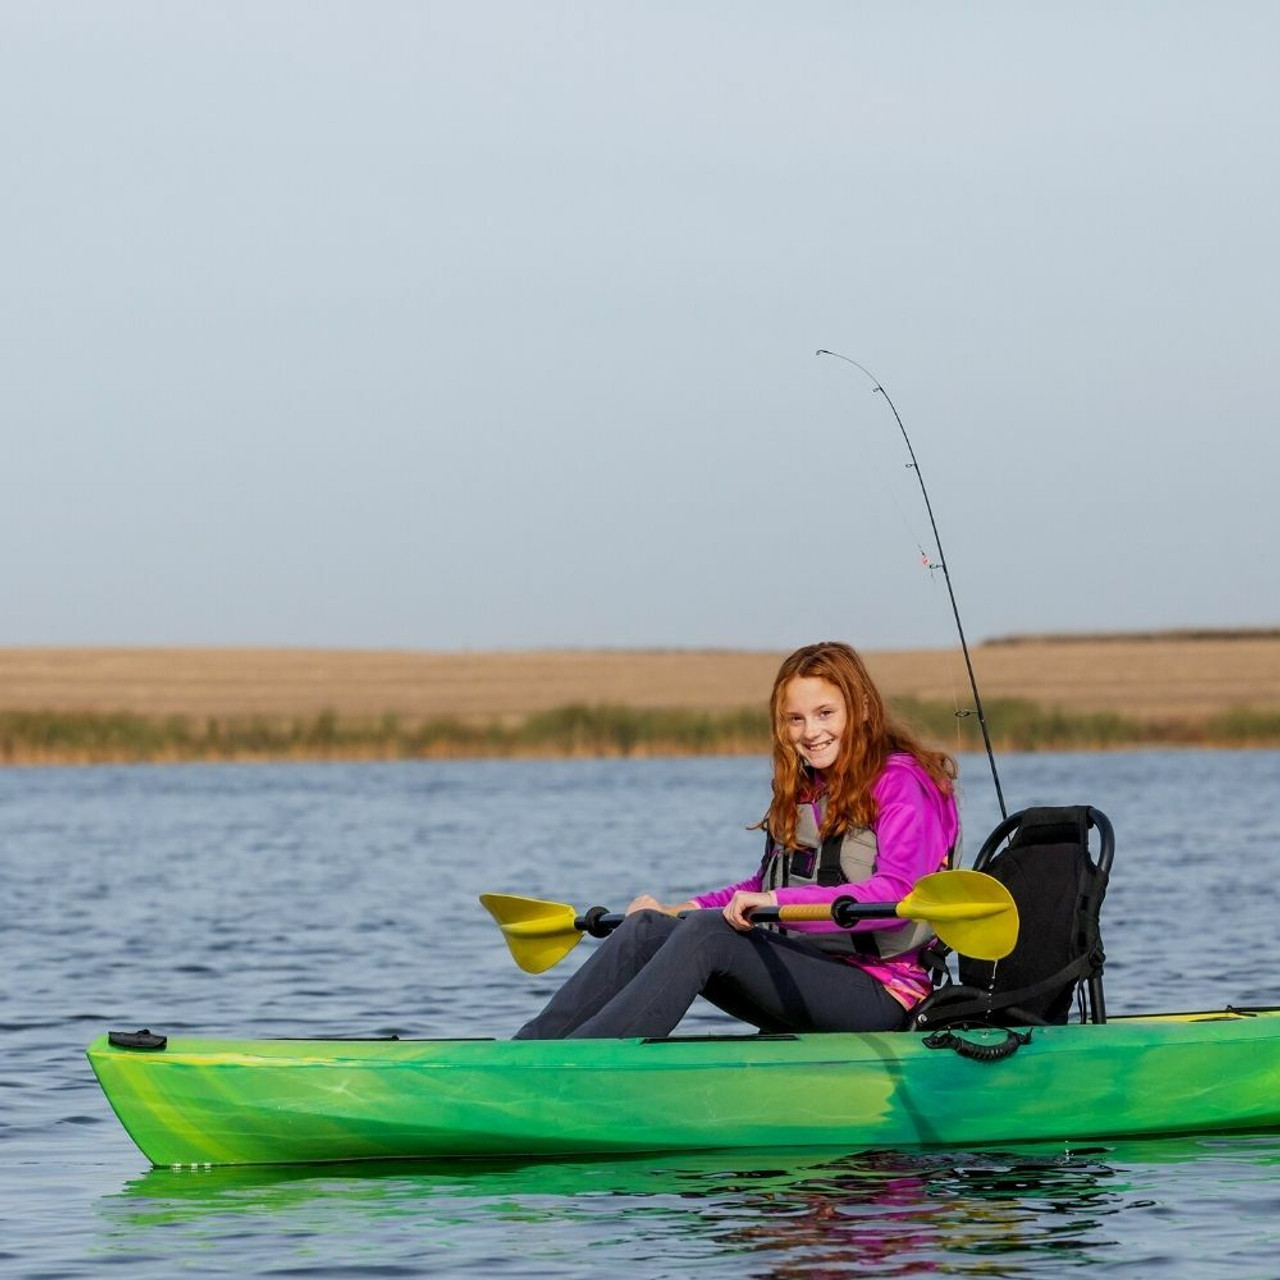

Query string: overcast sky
[3,3,1276,653]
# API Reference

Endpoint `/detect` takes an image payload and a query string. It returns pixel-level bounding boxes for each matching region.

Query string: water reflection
[96,1137,1280,1276]
[699,1149,1126,1275]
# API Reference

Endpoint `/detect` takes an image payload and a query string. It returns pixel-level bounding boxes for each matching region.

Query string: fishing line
[816,348,1008,820]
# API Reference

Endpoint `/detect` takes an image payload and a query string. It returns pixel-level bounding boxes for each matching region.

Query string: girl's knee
[679,907,734,936]
[614,908,680,943]
[670,909,742,955]
[615,907,733,961]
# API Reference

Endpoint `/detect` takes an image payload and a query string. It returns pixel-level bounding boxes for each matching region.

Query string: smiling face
[781,675,849,771]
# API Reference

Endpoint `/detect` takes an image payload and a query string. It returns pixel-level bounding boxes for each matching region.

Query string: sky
[3,2,1277,653]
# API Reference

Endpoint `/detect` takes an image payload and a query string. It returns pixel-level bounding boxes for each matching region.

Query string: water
[3,750,1278,1276]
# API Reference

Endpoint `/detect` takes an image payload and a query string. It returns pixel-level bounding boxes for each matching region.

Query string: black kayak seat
[910,805,1115,1031]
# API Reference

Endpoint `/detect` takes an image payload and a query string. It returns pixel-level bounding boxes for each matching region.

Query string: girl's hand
[625,894,684,916]
[723,890,777,931]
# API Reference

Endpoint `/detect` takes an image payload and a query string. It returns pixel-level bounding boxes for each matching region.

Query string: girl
[513,641,958,1039]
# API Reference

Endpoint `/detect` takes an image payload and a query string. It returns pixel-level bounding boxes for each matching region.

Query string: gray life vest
[761,799,943,960]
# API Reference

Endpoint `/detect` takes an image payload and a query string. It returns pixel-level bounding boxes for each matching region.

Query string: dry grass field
[2,632,1278,724]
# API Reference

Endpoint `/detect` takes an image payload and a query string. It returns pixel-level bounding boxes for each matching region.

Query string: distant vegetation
[2,698,1278,766]
[984,627,1280,645]
[893,697,1280,751]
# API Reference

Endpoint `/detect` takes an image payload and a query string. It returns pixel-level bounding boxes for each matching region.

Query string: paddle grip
[773,903,841,923]
[759,897,898,927]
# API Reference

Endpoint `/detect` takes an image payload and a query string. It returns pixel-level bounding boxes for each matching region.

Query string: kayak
[88,1006,1280,1168]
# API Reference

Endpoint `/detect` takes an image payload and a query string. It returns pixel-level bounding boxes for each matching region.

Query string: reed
[2,698,1277,766]
[1203,706,1280,743]
[893,697,1151,751]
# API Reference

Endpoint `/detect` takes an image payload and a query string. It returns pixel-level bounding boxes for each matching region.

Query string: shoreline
[3,697,1277,767]
[4,743,1276,770]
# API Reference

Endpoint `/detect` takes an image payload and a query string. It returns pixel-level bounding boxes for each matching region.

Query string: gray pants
[513,909,907,1040]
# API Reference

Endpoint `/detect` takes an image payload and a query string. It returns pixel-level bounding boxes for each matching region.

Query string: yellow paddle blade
[899,869,1018,961]
[479,893,586,974]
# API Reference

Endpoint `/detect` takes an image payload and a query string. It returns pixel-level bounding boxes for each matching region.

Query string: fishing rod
[816,348,1008,820]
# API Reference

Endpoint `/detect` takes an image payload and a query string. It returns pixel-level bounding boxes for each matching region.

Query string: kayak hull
[87,1008,1280,1168]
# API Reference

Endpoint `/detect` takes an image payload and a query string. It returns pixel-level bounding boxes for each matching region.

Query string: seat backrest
[966,806,1113,1021]
[912,805,1113,1029]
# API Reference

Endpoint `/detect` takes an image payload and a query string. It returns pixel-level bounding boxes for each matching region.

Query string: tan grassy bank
[2,631,1278,763]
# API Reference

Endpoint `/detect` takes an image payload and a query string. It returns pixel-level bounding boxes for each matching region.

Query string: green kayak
[88,1007,1280,1168]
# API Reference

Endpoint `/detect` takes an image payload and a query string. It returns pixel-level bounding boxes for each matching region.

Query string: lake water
[3,750,1278,1276]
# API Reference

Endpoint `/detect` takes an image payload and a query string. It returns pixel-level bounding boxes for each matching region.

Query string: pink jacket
[692,754,959,1009]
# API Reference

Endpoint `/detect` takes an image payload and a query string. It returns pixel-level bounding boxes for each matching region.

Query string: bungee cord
[816,348,1008,820]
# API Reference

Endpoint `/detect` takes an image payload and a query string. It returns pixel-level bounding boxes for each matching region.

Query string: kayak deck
[87,1007,1280,1168]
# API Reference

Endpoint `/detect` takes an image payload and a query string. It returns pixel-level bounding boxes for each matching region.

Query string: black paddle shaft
[575,896,891,938]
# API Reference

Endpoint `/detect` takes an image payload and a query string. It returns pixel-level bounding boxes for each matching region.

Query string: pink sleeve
[691,867,765,910]
[771,760,956,931]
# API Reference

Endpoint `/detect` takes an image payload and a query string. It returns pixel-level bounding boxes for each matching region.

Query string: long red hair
[763,641,956,848]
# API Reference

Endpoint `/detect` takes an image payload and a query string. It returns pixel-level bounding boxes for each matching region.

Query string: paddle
[480,868,1018,974]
